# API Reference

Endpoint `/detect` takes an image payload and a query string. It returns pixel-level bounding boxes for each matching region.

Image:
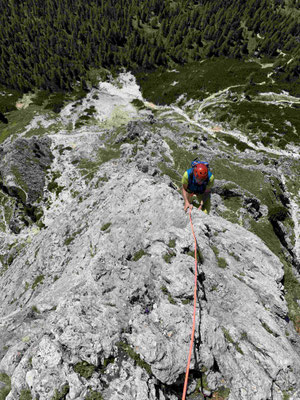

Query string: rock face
[0,136,53,233]
[0,124,300,400]
[0,136,53,204]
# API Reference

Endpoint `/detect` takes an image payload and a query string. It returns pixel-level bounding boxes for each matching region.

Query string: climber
[181,162,214,214]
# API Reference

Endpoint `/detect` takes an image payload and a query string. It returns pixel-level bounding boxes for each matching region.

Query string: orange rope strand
[182,208,198,400]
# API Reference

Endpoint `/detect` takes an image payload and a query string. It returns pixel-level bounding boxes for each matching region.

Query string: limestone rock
[0,152,299,400]
[0,136,53,204]
[0,117,299,400]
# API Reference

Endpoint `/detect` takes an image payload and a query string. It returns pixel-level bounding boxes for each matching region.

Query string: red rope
[182,208,198,400]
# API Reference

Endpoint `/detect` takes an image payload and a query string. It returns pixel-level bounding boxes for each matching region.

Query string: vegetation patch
[20,389,32,400]
[131,99,146,110]
[75,113,97,129]
[64,227,85,245]
[168,239,176,248]
[223,196,242,213]
[0,103,51,144]
[100,357,115,373]
[0,194,15,231]
[85,391,104,400]
[187,246,204,264]
[214,386,231,399]
[51,384,70,400]
[249,219,282,259]
[218,133,253,152]
[44,92,67,113]
[222,327,244,354]
[163,251,176,264]
[282,258,300,334]
[101,222,111,232]
[47,171,64,196]
[161,285,176,305]
[31,305,40,314]
[261,321,277,337]
[212,246,219,257]
[217,257,228,269]
[137,59,262,105]
[117,341,152,375]
[0,373,11,400]
[268,205,289,223]
[31,274,44,290]
[73,361,96,379]
[132,249,147,261]
[212,100,299,148]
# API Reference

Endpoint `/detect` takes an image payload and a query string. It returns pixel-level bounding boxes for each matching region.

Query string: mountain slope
[0,73,300,400]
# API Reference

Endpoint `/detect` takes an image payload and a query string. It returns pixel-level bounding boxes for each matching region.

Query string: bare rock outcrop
[0,136,53,204]
[0,152,300,400]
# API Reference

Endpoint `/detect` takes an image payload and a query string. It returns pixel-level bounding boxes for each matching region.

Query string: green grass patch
[261,321,277,336]
[211,159,286,228]
[131,99,146,110]
[135,58,262,105]
[283,258,300,334]
[218,133,253,152]
[32,274,44,290]
[282,392,290,400]
[249,219,282,258]
[73,361,96,379]
[0,104,51,144]
[222,327,244,354]
[20,389,32,400]
[0,373,11,400]
[212,246,219,257]
[157,162,182,187]
[168,239,176,248]
[217,257,228,269]
[0,192,15,231]
[31,305,40,313]
[75,114,97,129]
[223,197,242,221]
[268,205,289,223]
[51,384,70,400]
[163,251,176,264]
[85,391,104,400]
[64,227,85,245]
[132,249,147,261]
[101,222,111,232]
[100,357,115,373]
[11,165,28,195]
[117,341,152,375]
[216,387,231,399]
[187,247,204,264]
[44,92,68,113]
[47,171,64,196]
[213,100,299,148]
[161,285,176,305]
[181,298,191,305]
[0,86,20,113]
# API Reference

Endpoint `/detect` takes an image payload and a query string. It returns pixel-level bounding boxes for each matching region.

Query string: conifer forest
[0,0,299,93]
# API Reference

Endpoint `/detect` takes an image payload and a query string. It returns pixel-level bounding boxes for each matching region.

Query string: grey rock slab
[0,154,300,399]
[0,136,53,204]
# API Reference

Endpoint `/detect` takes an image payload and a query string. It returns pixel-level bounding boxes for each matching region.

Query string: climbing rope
[182,207,198,400]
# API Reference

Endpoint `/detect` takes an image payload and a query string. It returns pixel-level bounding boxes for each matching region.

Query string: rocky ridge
[0,93,300,399]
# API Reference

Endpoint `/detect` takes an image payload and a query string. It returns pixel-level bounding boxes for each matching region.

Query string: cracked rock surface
[0,104,299,400]
[0,129,300,399]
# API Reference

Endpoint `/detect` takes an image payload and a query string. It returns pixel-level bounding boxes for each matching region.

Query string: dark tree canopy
[0,0,299,92]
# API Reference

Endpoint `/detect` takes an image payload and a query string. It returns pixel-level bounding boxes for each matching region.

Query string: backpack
[191,159,210,170]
